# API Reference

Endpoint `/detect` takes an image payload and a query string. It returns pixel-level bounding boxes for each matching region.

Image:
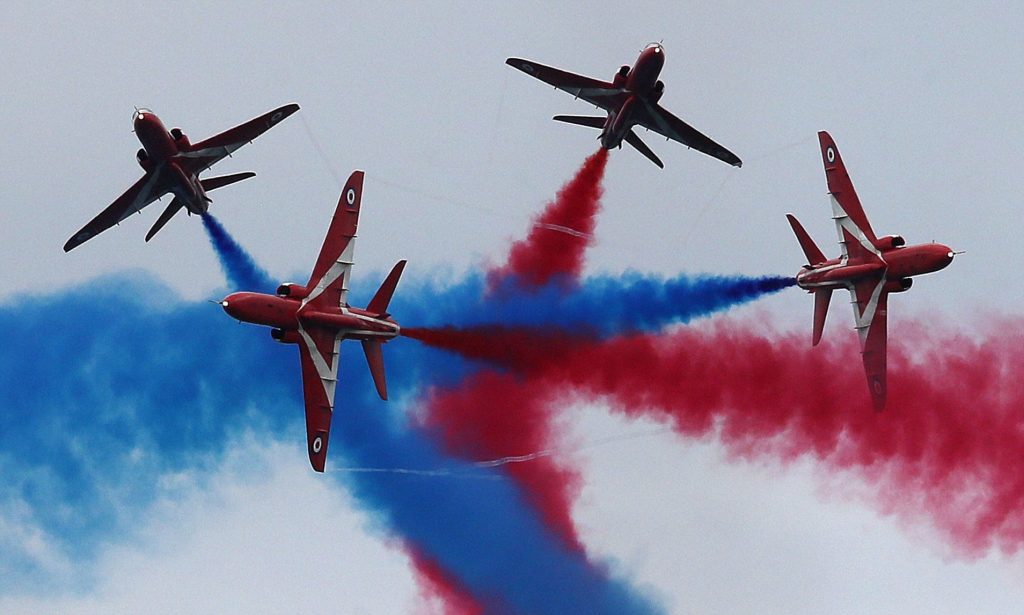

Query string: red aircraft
[64,103,299,251]
[787,131,956,411]
[220,170,405,472]
[506,44,741,168]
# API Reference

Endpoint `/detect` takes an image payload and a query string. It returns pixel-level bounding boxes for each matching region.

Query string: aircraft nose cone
[219,296,237,313]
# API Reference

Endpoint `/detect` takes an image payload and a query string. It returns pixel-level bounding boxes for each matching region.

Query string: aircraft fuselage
[220,292,400,341]
[133,109,209,215]
[600,43,665,150]
[795,242,954,290]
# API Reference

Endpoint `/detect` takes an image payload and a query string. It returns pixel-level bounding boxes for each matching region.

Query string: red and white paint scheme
[787,131,956,411]
[220,171,405,472]
[63,103,300,251]
[506,44,741,168]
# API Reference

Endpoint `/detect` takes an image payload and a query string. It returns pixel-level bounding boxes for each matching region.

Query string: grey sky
[2,2,1023,613]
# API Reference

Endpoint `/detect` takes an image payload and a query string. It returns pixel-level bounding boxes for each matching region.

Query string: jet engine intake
[136,148,151,170]
[874,235,906,250]
[650,80,665,102]
[170,128,190,149]
[612,65,629,88]
[277,283,311,299]
[883,277,913,293]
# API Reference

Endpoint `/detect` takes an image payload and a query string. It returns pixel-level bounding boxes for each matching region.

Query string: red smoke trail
[409,549,486,615]
[403,325,589,371]
[488,148,609,290]
[405,328,597,549]
[420,369,586,550]
[412,148,612,552]
[408,149,611,607]
[415,317,1024,557]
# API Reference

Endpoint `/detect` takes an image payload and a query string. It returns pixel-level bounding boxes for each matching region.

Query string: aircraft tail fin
[201,172,256,192]
[145,197,185,242]
[552,115,606,129]
[366,260,406,317]
[624,129,664,168]
[361,340,388,400]
[786,214,827,265]
[812,288,832,346]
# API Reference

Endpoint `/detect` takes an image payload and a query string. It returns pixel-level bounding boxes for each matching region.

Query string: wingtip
[273,103,301,119]
[63,234,85,252]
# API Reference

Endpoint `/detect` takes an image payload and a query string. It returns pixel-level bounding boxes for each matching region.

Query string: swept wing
[633,101,742,167]
[64,168,170,251]
[848,278,889,411]
[297,326,342,472]
[505,58,628,112]
[177,103,300,175]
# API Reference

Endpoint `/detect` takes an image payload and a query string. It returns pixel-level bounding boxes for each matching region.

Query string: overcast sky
[2,2,1023,613]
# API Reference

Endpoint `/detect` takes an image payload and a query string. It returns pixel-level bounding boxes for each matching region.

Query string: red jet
[506,44,741,168]
[220,170,405,472]
[64,104,299,251]
[787,131,956,411]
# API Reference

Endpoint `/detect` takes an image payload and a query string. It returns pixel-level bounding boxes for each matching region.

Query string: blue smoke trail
[390,271,795,337]
[0,214,792,610]
[201,214,275,293]
[0,275,296,591]
[0,276,660,613]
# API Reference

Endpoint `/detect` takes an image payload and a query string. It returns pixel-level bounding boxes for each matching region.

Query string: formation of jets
[65,44,956,470]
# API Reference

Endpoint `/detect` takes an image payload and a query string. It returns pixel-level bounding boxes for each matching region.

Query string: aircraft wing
[297,326,342,472]
[848,277,888,411]
[301,171,363,311]
[633,101,742,167]
[505,58,628,113]
[64,169,170,252]
[177,103,300,174]
[819,131,876,243]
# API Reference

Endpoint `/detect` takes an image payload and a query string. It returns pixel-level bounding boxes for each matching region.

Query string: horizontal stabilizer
[145,197,185,242]
[624,129,664,168]
[552,115,606,129]
[201,172,256,192]
[366,260,407,317]
[812,288,832,346]
[786,214,826,265]
[361,340,388,400]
